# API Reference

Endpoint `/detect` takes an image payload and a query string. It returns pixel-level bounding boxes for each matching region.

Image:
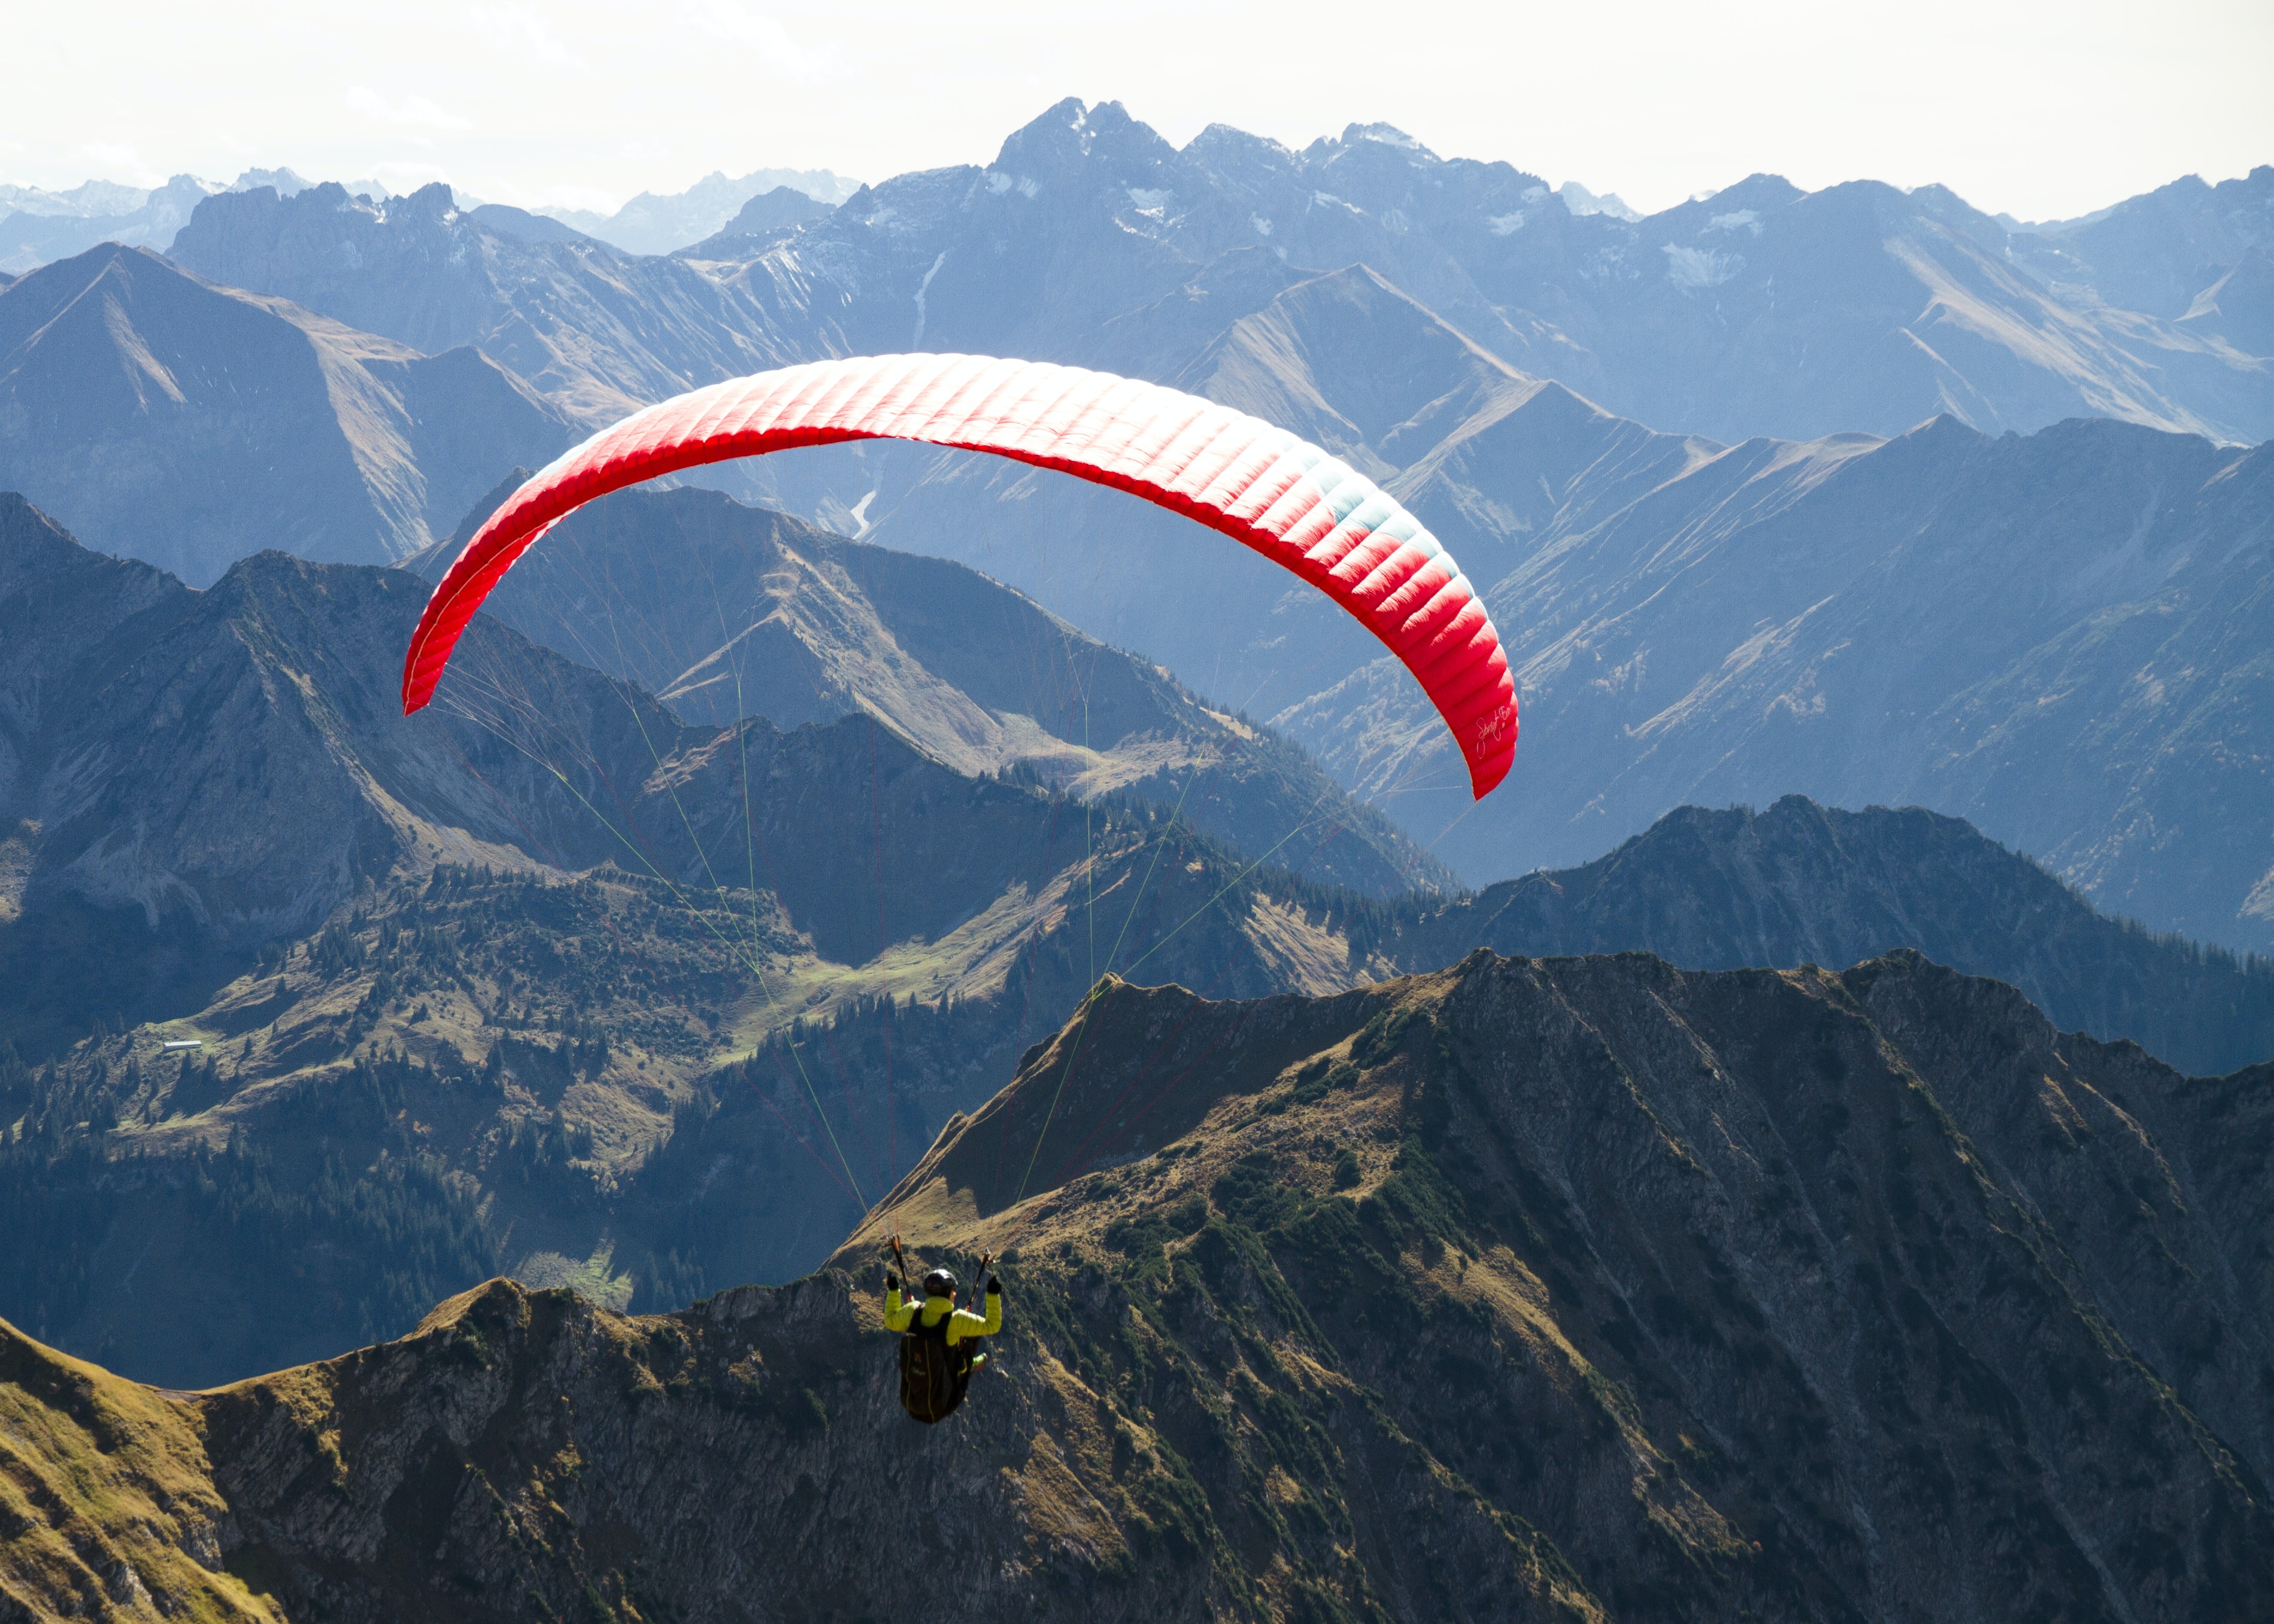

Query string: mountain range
[0,168,394,277]
[757,266,2274,954]
[171,181,825,424]
[5,945,2269,1620]
[130,102,2274,951]
[1285,376,2274,954]
[5,490,2267,1389]
[0,165,859,275]
[169,101,2274,445]
[3,104,2264,954]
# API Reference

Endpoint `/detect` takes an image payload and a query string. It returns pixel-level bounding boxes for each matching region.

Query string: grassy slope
[0,1319,280,1622]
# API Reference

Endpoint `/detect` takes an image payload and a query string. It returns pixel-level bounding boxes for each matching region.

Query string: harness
[898,1300,975,1425]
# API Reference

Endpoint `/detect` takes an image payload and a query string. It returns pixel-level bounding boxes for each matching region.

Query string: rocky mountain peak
[990,95,1181,199]
[1338,122,1439,159]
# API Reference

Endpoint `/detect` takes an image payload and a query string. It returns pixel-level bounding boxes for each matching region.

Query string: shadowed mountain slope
[9,771,2266,1387]
[413,478,1456,899]
[0,246,569,584]
[5,948,2269,1621]
[0,499,1459,1378]
[1388,795,2274,1079]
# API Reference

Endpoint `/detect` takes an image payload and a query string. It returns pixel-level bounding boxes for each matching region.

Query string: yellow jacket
[885,1284,1002,1345]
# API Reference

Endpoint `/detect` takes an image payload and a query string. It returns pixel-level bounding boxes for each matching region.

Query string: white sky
[4,0,2269,221]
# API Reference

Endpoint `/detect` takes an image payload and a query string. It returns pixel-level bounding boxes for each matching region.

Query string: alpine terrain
[2,948,2269,1620]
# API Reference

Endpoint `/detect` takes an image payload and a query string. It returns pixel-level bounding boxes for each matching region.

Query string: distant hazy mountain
[547,165,859,255]
[2006,165,2274,319]
[0,167,388,274]
[0,175,219,274]
[0,178,156,218]
[1554,178,1640,220]
[165,99,2272,445]
[1296,403,2274,955]
[460,202,605,247]
[412,480,1457,898]
[0,169,335,223]
[171,182,823,423]
[0,245,569,584]
[677,186,835,257]
[730,99,2265,440]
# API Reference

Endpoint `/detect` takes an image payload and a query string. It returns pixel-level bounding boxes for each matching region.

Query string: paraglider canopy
[401,353,1518,797]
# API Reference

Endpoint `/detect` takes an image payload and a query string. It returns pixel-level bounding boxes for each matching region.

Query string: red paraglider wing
[401,354,1517,797]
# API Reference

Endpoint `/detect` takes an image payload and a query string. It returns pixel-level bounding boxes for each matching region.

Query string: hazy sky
[6,0,2269,220]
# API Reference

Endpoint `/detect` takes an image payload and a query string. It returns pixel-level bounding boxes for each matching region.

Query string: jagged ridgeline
[2,951,2267,1621]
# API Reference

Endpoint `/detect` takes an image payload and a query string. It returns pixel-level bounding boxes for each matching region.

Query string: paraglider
[400,353,1518,798]
[884,1234,1001,1424]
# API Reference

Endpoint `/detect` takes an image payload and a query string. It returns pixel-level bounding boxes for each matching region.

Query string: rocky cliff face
[4,949,2267,1621]
[0,247,568,584]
